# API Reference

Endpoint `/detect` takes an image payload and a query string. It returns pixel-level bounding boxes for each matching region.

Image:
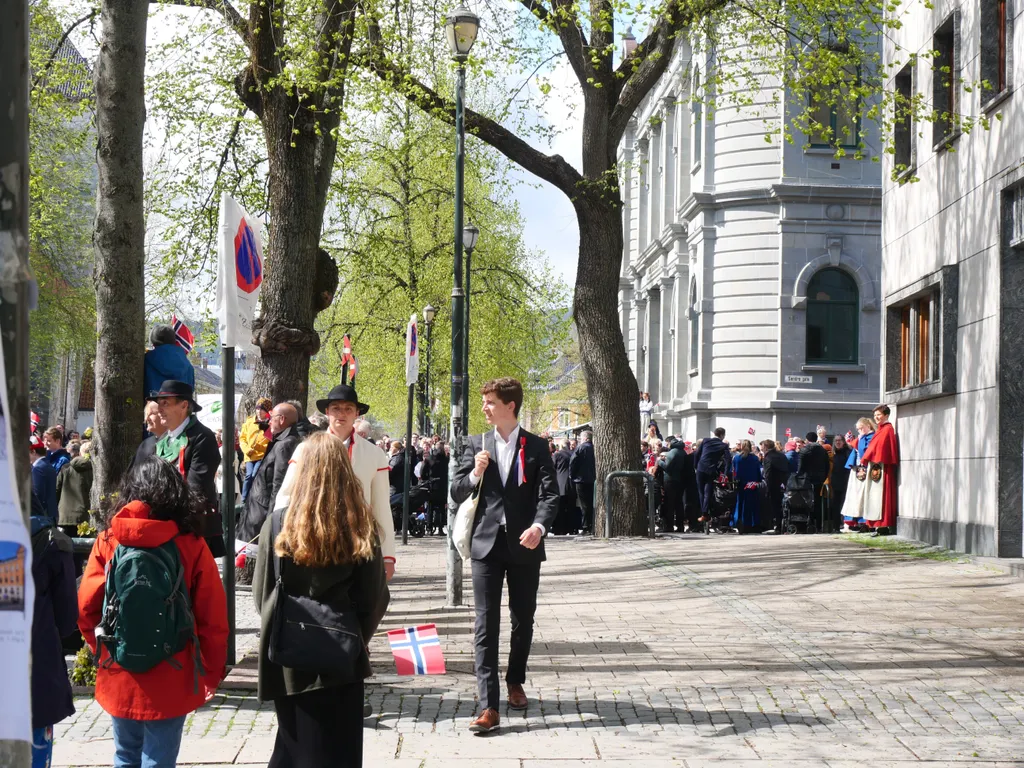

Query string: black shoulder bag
[267,511,364,678]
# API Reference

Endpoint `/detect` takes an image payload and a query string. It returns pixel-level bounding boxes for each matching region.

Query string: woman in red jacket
[78,457,228,767]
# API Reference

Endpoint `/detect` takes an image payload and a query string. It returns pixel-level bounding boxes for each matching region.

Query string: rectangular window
[900,306,911,387]
[808,66,860,148]
[893,64,914,175]
[1010,184,1024,250]
[981,0,1011,101]
[932,12,960,147]
[897,293,937,388]
[917,297,931,382]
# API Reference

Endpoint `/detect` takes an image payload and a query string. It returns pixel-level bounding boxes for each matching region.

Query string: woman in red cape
[861,404,899,532]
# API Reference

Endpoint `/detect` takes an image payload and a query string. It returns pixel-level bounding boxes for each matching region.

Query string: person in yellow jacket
[239,397,272,502]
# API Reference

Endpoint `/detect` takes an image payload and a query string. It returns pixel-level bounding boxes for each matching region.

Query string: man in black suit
[797,432,831,531]
[135,380,224,556]
[551,439,576,534]
[236,403,301,541]
[569,431,596,533]
[451,377,558,734]
[694,427,729,521]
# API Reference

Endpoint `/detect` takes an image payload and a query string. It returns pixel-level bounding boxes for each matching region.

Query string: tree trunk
[92,0,148,503]
[573,190,645,536]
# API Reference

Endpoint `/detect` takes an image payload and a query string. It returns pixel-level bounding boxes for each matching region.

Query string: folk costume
[841,431,875,527]
[861,421,899,531]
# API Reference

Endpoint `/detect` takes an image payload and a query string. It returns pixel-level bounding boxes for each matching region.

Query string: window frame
[892,63,916,180]
[805,268,860,365]
[931,10,962,150]
[691,68,703,173]
[884,266,959,404]
[806,65,862,150]
[981,0,1014,108]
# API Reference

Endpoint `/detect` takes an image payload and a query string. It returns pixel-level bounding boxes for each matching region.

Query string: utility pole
[0,0,35,765]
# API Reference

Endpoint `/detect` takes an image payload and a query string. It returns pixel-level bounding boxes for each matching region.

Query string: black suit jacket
[237,425,300,540]
[695,437,729,475]
[135,417,221,510]
[568,441,596,484]
[797,442,830,485]
[552,448,573,496]
[451,428,558,563]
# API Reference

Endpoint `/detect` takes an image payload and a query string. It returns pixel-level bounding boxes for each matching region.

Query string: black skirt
[269,681,364,768]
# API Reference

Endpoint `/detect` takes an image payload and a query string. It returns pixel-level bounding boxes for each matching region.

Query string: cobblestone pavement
[53,533,1024,765]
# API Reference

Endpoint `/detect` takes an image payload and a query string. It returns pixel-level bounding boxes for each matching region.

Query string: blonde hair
[856,417,874,431]
[739,439,753,457]
[276,432,377,567]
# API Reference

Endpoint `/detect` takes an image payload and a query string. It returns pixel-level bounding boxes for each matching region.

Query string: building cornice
[679,183,882,220]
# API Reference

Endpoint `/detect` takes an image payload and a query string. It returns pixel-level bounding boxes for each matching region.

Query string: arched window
[806,268,859,364]
[688,279,699,370]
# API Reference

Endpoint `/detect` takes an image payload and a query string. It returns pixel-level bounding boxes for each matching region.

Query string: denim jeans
[111,715,186,768]
[241,459,262,502]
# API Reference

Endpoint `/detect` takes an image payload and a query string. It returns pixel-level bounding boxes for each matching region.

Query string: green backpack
[95,540,204,681]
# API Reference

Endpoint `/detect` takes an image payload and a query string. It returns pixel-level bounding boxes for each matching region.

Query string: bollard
[603,471,657,539]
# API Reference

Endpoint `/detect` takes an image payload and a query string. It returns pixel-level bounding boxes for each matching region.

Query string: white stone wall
[618,37,884,445]
[881,0,1023,556]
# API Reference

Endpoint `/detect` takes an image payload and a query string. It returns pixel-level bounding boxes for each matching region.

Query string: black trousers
[768,486,784,531]
[270,681,364,768]
[553,494,576,534]
[471,528,542,710]
[661,480,682,532]
[696,471,717,518]
[575,482,595,531]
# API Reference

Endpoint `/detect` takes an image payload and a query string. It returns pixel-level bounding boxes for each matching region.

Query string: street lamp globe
[445,5,480,58]
[463,223,480,252]
[424,304,437,324]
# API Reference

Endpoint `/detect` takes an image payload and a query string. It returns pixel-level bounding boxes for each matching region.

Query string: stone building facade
[618,40,884,443]
[880,0,1022,556]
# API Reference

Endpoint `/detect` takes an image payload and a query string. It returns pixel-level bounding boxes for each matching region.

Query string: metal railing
[603,471,657,539]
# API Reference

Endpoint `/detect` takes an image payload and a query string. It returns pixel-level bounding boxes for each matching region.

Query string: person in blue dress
[730,440,762,532]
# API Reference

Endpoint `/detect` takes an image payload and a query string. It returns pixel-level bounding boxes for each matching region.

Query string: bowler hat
[149,380,202,412]
[316,383,370,415]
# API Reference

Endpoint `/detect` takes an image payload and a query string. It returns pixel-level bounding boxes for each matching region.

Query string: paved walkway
[53,533,1024,766]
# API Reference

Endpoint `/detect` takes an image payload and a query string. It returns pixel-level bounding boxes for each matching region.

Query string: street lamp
[462,223,479,432]
[445,4,479,608]
[422,303,436,435]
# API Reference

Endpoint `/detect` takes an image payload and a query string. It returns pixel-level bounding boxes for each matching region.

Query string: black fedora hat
[316,383,370,415]
[149,380,202,412]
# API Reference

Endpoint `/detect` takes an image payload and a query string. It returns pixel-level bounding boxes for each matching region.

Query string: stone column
[636,136,649,252]
[649,124,662,242]
[659,276,674,408]
[631,290,647,383]
[620,122,636,274]
[661,97,676,230]
[645,288,661,401]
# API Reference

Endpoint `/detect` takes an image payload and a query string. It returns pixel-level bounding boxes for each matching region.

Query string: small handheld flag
[747,427,755,436]
[518,435,527,485]
[845,431,855,443]
[785,428,792,438]
[172,315,194,353]
[387,624,446,676]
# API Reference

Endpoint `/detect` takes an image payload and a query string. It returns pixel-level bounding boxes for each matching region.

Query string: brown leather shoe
[469,708,500,733]
[507,683,528,710]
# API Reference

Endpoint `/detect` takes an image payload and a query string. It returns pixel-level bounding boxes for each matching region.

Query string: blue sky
[0,541,23,562]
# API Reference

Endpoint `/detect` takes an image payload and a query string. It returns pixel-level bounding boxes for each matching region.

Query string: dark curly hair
[101,456,203,535]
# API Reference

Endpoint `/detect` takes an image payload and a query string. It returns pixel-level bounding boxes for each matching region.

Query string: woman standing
[830,434,853,529]
[841,418,876,531]
[639,392,655,432]
[731,440,762,532]
[254,432,390,768]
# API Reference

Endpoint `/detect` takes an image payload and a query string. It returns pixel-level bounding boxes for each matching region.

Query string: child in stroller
[783,475,818,533]
[390,483,431,538]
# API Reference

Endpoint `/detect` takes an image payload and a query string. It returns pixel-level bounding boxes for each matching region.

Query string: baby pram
[783,475,817,533]
[390,483,431,538]
[705,475,738,534]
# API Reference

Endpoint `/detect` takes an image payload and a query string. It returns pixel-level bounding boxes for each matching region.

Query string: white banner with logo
[216,192,264,351]
[405,314,419,387]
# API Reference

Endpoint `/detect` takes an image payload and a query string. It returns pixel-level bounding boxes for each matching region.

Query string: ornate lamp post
[461,223,479,430]
[444,4,479,607]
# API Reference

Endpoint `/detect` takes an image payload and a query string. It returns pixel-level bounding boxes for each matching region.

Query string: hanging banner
[0,343,34,743]
[405,314,419,387]
[215,192,264,351]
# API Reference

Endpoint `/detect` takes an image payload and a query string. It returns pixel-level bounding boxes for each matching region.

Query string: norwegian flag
[747,427,755,436]
[340,334,358,384]
[387,624,446,676]
[845,431,855,443]
[172,315,194,353]
[30,411,40,430]
[785,428,792,438]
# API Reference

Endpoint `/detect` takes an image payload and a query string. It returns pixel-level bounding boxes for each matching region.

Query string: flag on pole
[405,314,419,387]
[387,624,446,675]
[30,411,40,431]
[215,192,263,351]
[348,354,358,384]
[171,315,194,353]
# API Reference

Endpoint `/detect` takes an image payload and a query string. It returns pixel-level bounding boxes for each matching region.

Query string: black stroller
[783,475,817,533]
[705,476,738,534]
[390,483,431,538]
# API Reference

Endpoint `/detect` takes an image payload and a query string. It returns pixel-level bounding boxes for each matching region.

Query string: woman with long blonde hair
[253,432,389,768]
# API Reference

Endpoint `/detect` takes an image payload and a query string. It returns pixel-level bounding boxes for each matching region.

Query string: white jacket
[275,434,397,564]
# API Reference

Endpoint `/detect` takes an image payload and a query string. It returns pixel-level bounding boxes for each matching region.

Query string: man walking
[552,438,577,534]
[451,378,558,734]
[236,403,301,541]
[798,432,831,531]
[569,431,596,534]
[277,383,397,580]
[694,427,729,522]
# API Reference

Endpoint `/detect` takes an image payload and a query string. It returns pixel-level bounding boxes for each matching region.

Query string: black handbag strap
[270,509,284,583]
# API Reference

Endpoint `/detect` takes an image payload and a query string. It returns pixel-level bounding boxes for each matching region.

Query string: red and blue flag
[172,315,194,353]
[387,624,445,676]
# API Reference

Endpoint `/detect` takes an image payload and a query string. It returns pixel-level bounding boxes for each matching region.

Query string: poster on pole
[215,192,263,352]
[0,341,34,743]
[405,314,419,387]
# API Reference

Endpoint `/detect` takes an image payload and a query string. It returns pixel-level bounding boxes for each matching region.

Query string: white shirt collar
[167,418,189,441]
[493,424,521,447]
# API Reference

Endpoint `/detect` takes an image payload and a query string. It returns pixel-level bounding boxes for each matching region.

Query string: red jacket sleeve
[77,535,112,653]
[187,540,229,692]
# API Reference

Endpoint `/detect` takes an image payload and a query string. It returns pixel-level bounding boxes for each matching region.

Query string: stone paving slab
[53,533,1024,765]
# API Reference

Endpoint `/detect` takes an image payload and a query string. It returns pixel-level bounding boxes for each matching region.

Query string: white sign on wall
[784,375,814,384]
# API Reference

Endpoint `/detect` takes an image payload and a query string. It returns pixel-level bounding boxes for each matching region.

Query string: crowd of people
[637,404,900,536]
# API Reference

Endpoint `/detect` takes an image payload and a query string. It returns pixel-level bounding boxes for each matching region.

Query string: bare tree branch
[542,0,591,86]
[33,8,99,89]
[156,0,250,46]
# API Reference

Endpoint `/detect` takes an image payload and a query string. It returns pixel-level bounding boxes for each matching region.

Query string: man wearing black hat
[276,383,396,579]
[135,380,224,556]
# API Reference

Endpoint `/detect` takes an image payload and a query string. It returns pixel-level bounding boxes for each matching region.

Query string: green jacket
[55,456,92,528]
[252,512,389,702]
